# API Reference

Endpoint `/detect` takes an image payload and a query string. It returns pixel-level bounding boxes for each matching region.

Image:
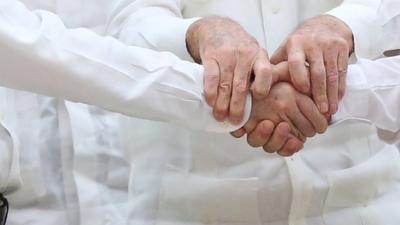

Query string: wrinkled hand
[233,71,328,156]
[271,15,354,115]
[186,16,273,124]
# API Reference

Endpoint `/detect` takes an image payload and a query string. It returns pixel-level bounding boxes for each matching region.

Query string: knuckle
[219,81,232,93]
[233,81,248,94]
[338,67,348,75]
[278,102,291,111]
[237,44,256,56]
[327,72,339,84]
[287,34,301,47]
[334,37,348,47]
[256,65,272,77]
[318,35,331,45]
[288,57,304,67]
[252,86,267,97]
[205,72,220,82]
[260,122,274,135]
[315,94,328,103]
[312,67,325,78]
[230,97,244,109]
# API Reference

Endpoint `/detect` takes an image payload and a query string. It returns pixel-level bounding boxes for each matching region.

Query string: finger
[213,54,236,121]
[338,47,349,100]
[277,134,305,157]
[231,128,247,138]
[263,122,291,154]
[229,46,255,124]
[243,115,260,131]
[271,61,291,83]
[287,48,310,93]
[296,94,328,134]
[308,50,329,113]
[270,45,288,64]
[324,48,339,114]
[203,59,221,107]
[247,120,275,147]
[286,104,316,137]
[250,49,273,99]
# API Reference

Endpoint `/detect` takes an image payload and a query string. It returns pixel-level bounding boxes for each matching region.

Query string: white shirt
[0,0,399,225]
[114,0,400,61]
[113,1,400,225]
[0,0,247,133]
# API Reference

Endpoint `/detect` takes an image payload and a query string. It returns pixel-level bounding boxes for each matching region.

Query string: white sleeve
[327,0,400,59]
[106,0,199,61]
[332,56,400,134]
[0,0,249,133]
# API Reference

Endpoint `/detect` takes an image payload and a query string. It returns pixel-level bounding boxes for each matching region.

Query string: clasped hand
[186,15,353,156]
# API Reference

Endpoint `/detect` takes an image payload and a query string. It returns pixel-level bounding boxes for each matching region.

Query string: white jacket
[0,0,248,197]
[114,1,400,225]
[0,0,399,224]
[0,0,248,224]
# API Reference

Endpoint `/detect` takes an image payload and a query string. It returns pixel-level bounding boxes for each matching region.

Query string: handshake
[186,15,354,156]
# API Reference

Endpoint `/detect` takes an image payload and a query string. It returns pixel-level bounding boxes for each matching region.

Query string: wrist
[326,15,355,55]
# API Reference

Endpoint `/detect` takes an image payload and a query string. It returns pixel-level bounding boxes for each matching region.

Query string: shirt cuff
[327,3,384,59]
[200,94,252,133]
[331,64,369,124]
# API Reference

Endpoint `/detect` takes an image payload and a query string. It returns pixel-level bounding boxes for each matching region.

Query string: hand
[271,15,354,115]
[186,16,273,124]
[233,81,328,156]
[232,120,306,156]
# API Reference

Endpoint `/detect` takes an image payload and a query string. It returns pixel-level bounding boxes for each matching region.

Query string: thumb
[270,46,288,65]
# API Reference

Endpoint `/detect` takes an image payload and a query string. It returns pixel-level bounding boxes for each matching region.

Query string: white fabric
[0,0,249,133]
[117,0,400,60]
[117,1,400,225]
[0,0,399,225]
[0,0,254,222]
[333,56,400,134]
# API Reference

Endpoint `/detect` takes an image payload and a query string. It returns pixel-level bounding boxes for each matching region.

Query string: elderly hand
[271,15,354,115]
[186,16,273,124]
[232,63,328,156]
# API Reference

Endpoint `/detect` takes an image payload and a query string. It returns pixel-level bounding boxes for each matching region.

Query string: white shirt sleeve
[327,0,400,59]
[107,0,199,61]
[332,56,400,135]
[0,0,250,133]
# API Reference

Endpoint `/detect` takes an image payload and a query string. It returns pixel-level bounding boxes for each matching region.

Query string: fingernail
[319,102,329,113]
[279,150,291,157]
